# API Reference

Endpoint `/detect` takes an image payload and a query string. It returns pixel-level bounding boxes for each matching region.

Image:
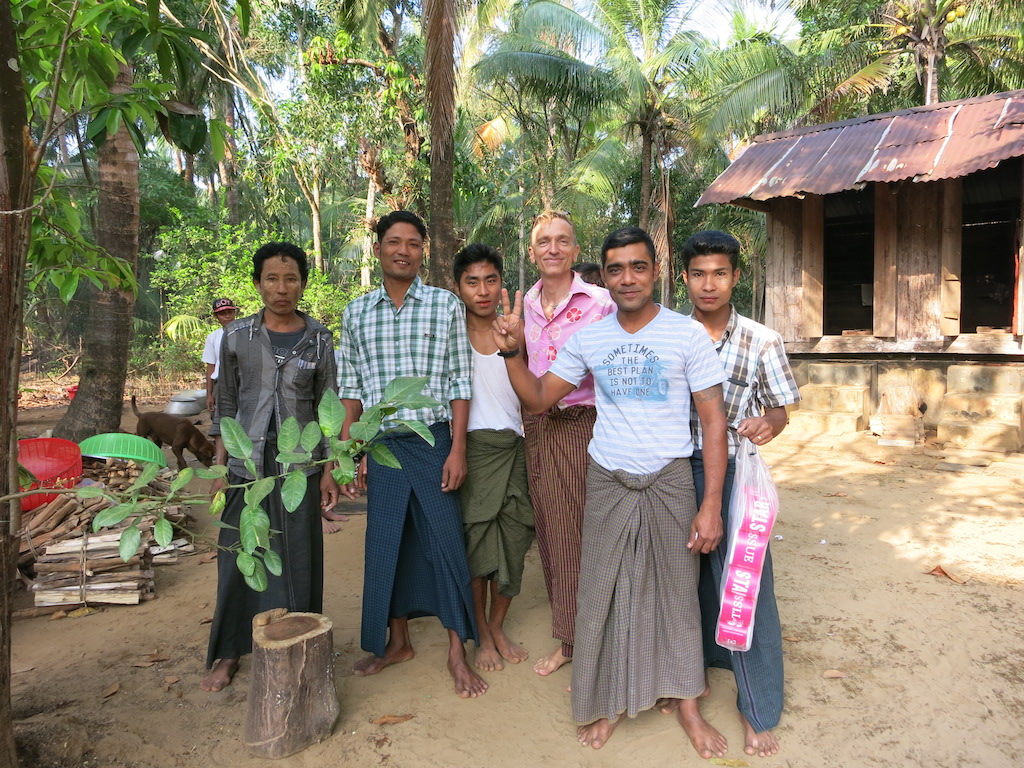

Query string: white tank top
[468,347,524,435]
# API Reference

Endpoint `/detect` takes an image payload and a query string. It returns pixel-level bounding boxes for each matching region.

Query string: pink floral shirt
[524,274,615,408]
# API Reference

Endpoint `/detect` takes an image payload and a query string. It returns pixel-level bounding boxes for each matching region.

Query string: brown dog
[131,396,215,472]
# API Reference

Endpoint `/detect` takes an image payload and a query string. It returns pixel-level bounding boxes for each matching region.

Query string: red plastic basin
[18,438,83,512]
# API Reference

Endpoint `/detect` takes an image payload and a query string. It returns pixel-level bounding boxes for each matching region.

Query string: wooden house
[696,90,1024,450]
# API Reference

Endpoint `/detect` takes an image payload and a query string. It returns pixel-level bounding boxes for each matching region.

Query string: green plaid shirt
[338,276,473,428]
[690,306,800,453]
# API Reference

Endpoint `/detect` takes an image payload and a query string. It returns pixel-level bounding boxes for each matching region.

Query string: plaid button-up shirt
[690,306,800,453]
[338,276,473,428]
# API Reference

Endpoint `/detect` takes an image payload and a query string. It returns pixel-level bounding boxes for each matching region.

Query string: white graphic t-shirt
[549,306,726,474]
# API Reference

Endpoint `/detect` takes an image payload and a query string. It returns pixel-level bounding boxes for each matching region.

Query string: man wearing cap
[203,297,238,413]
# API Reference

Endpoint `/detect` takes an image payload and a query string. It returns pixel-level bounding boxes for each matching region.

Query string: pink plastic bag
[715,437,779,652]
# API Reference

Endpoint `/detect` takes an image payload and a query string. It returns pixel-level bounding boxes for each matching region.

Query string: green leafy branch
[84,377,440,591]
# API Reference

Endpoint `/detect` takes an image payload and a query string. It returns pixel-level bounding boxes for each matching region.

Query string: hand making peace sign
[491,288,524,353]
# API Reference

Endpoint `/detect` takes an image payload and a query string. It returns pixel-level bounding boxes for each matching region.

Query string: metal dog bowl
[164,394,205,417]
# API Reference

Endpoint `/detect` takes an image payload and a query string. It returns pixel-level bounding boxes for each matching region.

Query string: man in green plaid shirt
[338,210,486,699]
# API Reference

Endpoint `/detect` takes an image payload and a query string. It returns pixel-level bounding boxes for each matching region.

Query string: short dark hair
[682,230,741,270]
[376,210,427,241]
[600,227,656,266]
[253,242,309,282]
[453,243,503,284]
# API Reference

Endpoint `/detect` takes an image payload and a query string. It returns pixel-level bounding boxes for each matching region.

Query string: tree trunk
[311,176,324,271]
[362,178,376,288]
[0,2,32,762]
[244,609,339,758]
[639,122,654,232]
[220,87,240,225]
[424,0,457,289]
[54,64,139,443]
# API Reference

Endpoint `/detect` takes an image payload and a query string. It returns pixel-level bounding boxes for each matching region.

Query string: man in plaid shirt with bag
[676,229,800,758]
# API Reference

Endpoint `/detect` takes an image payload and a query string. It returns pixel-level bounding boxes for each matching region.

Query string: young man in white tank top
[454,244,536,671]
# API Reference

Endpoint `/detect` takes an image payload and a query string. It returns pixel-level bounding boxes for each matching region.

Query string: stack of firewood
[18,458,195,608]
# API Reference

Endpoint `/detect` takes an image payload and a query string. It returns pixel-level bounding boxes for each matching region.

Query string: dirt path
[11,401,1024,767]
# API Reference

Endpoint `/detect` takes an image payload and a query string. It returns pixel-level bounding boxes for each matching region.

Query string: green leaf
[196,465,228,480]
[237,0,251,37]
[58,272,80,304]
[329,437,354,457]
[384,376,429,403]
[278,417,301,453]
[93,503,135,531]
[75,485,105,499]
[240,506,261,554]
[350,420,380,443]
[119,525,142,562]
[209,519,236,529]
[220,417,253,462]
[209,490,226,516]
[332,453,356,486]
[280,470,307,513]
[236,550,256,576]
[275,451,312,466]
[244,477,275,508]
[128,462,161,493]
[244,458,258,478]
[262,548,283,577]
[243,558,268,592]
[300,421,322,452]
[368,442,402,469]
[154,517,173,548]
[209,118,226,162]
[318,390,343,437]
[170,467,194,494]
[395,419,436,447]
[396,394,444,409]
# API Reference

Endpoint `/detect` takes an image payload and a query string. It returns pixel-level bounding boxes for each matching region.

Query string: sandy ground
[11,397,1024,768]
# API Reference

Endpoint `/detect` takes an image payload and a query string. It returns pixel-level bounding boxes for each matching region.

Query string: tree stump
[244,608,340,759]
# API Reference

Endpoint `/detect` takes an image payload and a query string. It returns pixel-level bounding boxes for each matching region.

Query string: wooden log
[244,609,339,759]
[33,556,142,573]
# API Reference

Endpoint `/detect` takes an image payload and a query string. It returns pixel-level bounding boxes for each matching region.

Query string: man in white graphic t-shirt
[492,227,730,758]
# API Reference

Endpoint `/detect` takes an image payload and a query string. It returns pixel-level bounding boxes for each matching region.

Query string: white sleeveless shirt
[468,347,524,435]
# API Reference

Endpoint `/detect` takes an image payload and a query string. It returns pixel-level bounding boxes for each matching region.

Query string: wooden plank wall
[801,195,824,338]
[1015,171,1024,335]
[765,197,805,341]
[940,179,963,335]
[873,184,898,336]
[896,181,944,340]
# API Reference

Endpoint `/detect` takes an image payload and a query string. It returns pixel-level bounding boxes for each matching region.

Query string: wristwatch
[497,348,520,358]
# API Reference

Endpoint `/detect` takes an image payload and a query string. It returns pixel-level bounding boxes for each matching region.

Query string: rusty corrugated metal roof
[696,90,1024,207]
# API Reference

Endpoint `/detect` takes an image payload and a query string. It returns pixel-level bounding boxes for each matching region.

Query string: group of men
[198,209,799,760]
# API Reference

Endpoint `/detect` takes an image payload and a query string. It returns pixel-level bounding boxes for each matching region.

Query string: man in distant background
[203,297,237,413]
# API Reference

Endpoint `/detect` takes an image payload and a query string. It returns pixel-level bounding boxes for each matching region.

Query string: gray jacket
[211,309,337,480]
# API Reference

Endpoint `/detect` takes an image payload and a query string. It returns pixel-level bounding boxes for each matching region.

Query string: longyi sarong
[207,440,323,667]
[571,458,703,725]
[362,422,478,657]
[459,428,535,598]
[523,405,596,656]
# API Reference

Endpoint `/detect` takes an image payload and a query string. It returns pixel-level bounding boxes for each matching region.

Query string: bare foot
[533,646,571,676]
[577,718,618,749]
[658,676,710,713]
[492,626,529,664]
[741,714,779,757]
[352,646,414,677]
[677,700,728,759]
[449,653,488,698]
[200,658,239,692]
[321,508,349,534]
[474,640,504,672]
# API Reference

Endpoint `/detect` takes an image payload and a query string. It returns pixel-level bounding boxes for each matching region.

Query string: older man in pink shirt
[522,211,614,676]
